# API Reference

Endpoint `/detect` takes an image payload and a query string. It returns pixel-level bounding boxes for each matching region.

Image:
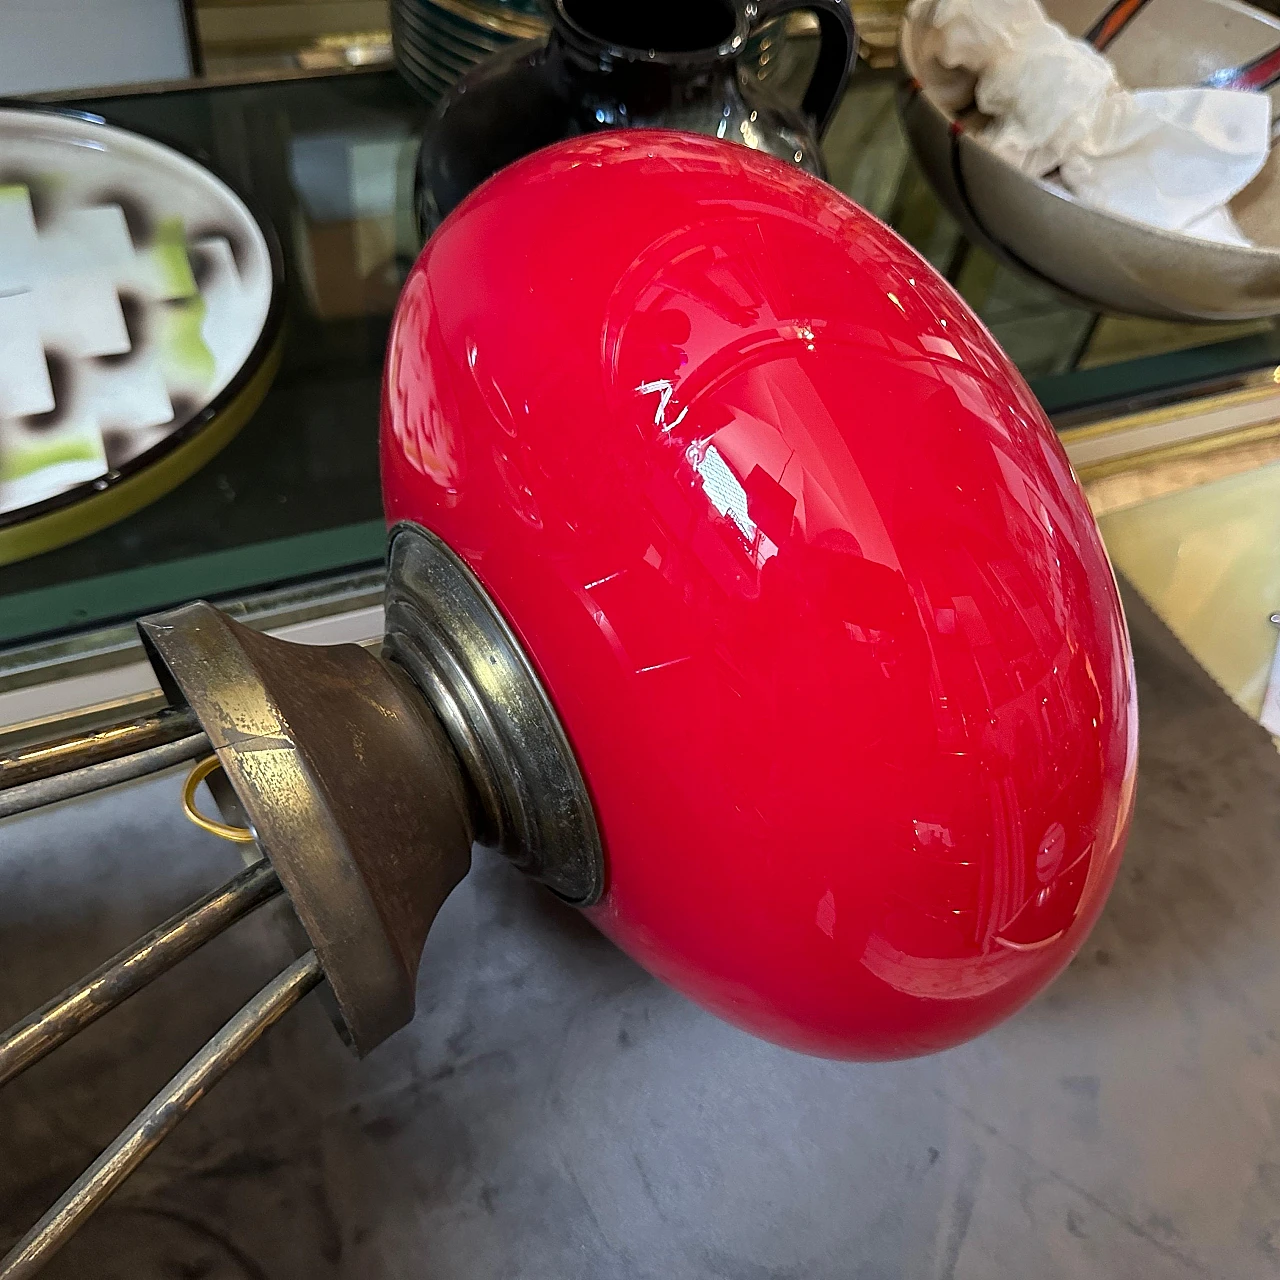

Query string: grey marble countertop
[1,583,1277,1280]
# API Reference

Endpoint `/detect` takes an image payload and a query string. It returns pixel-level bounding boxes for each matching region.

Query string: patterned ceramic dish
[898,0,1280,320]
[0,105,283,566]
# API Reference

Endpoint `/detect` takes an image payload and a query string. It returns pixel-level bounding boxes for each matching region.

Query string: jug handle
[748,0,857,139]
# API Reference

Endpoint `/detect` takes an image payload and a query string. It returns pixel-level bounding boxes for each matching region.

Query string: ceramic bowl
[898,0,1280,320]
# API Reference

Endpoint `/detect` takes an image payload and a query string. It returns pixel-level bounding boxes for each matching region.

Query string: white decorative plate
[0,105,282,564]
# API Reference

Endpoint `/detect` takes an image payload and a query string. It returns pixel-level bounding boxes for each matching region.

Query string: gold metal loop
[181,755,256,844]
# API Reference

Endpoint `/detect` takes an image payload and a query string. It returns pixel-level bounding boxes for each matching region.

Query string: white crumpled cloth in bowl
[906,0,1272,245]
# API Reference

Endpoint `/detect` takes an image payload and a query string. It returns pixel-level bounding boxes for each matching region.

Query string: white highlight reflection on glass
[688,442,778,566]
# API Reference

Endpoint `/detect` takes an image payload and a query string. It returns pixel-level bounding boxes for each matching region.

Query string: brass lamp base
[0,522,603,1278]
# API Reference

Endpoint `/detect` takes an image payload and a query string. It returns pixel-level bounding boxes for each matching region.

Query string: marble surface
[1,583,1279,1279]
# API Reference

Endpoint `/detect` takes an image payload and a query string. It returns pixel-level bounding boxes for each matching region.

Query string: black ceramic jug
[414,0,856,235]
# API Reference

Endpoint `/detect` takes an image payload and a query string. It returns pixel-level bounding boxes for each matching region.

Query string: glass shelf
[5,62,1279,705]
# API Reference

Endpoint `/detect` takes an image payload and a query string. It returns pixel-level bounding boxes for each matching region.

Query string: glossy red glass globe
[381,131,1137,1059]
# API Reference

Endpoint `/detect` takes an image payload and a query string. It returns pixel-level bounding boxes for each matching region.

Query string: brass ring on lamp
[182,755,256,844]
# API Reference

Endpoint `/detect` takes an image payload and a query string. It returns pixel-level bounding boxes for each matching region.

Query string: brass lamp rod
[0,706,209,819]
[0,858,283,1087]
[0,952,324,1280]
[0,716,321,1279]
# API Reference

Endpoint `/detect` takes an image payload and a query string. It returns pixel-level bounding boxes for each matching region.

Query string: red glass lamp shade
[381,132,1137,1060]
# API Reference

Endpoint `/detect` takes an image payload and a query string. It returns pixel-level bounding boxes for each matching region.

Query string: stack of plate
[391,0,549,105]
